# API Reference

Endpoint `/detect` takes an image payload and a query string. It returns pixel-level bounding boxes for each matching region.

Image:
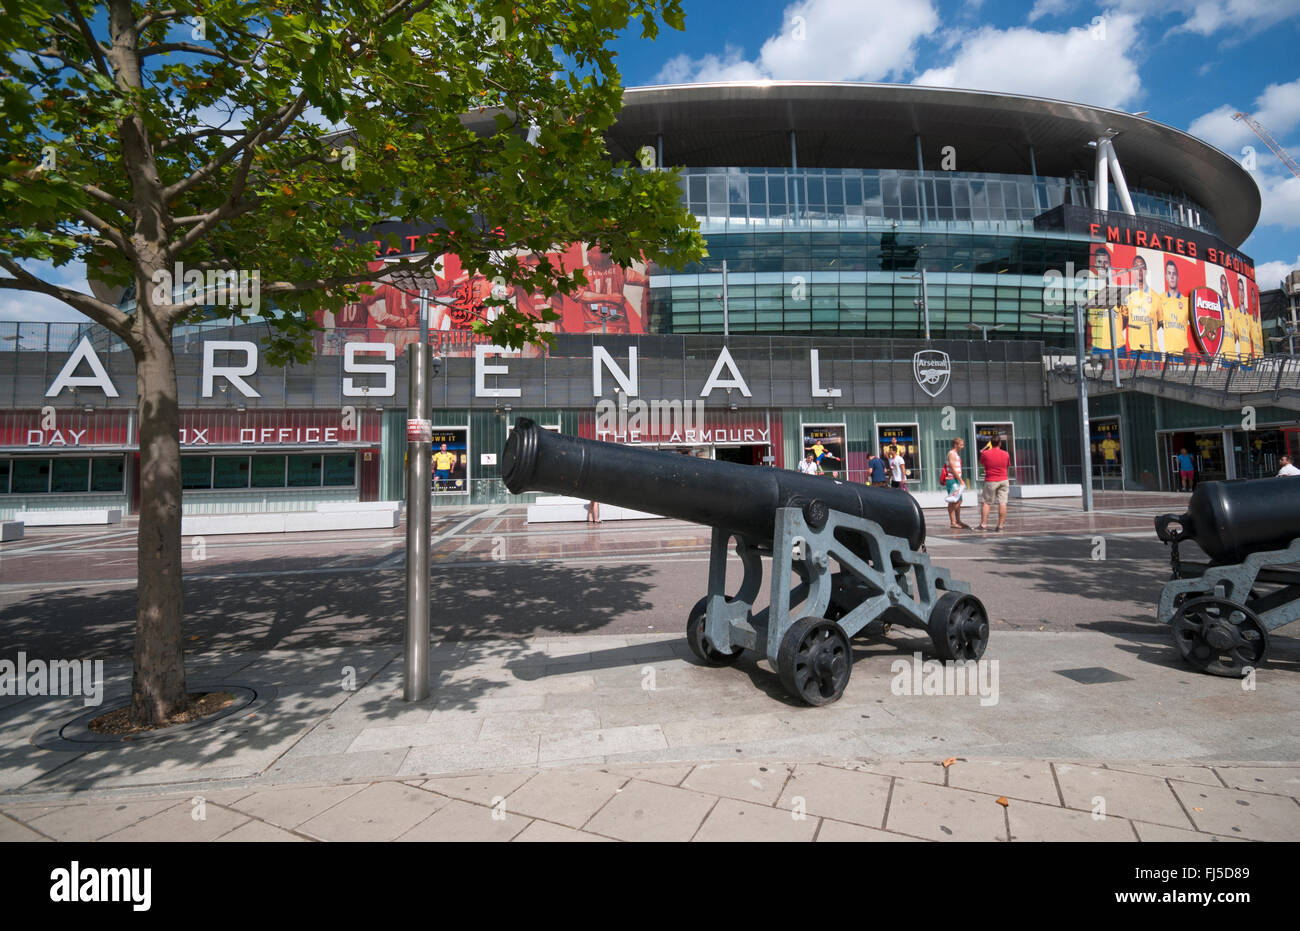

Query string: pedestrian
[1176,447,1195,491]
[586,499,601,523]
[1278,455,1300,477]
[976,433,1012,532]
[944,437,970,529]
[889,445,908,492]
[867,449,889,487]
[798,453,820,475]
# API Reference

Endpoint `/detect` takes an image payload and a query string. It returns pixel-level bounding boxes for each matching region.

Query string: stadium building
[3,81,1296,520]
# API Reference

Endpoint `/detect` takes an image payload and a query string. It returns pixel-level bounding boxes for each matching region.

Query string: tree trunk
[130,311,187,725]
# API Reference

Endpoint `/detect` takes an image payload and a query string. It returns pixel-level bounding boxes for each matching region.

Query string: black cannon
[1156,477,1300,677]
[503,418,989,705]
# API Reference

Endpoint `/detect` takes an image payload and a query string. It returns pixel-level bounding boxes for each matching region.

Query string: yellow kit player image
[1218,273,1243,360]
[1159,259,1189,355]
[1124,255,1156,353]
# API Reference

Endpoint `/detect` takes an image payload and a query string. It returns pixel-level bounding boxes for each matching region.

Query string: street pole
[920,267,931,341]
[1108,305,1121,388]
[722,259,729,342]
[404,295,432,702]
[1076,297,1094,512]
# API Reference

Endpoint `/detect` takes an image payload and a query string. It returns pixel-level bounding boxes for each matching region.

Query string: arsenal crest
[1188,287,1224,357]
[913,349,951,398]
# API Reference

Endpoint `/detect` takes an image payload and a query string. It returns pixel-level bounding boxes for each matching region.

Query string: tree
[0,0,705,725]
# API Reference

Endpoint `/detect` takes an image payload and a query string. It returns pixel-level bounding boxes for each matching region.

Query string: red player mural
[315,243,651,354]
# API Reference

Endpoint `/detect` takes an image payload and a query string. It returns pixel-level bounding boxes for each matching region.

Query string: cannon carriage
[1155,477,1300,677]
[502,418,989,705]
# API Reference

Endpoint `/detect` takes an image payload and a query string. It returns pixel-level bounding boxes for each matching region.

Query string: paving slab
[1005,799,1138,841]
[1130,821,1246,842]
[583,779,717,842]
[216,819,308,841]
[681,761,792,806]
[503,769,628,828]
[1053,764,1193,829]
[100,801,252,842]
[297,782,447,841]
[347,716,485,753]
[884,779,1008,842]
[815,818,926,841]
[1211,765,1300,796]
[19,797,185,841]
[1168,781,1300,841]
[599,763,693,787]
[421,772,538,805]
[1101,762,1223,787]
[398,738,540,777]
[776,763,892,828]
[513,820,613,841]
[943,760,1062,805]
[538,725,668,763]
[693,797,818,842]
[396,798,530,842]
[823,759,949,785]
[264,748,410,785]
[477,709,601,743]
[0,812,50,841]
[227,783,370,830]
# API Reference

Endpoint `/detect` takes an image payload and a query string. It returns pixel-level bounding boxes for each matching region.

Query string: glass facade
[650,167,1220,349]
[675,166,1219,236]
[0,456,124,494]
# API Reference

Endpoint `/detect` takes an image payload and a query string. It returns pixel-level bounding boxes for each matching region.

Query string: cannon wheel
[927,591,990,662]
[1171,597,1269,678]
[685,598,745,666]
[777,616,852,706]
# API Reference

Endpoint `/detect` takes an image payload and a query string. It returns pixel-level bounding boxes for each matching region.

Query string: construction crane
[1234,111,1300,179]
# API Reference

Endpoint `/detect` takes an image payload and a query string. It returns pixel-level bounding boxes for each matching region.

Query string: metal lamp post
[404,291,433,702]
[1029,307,1095,512]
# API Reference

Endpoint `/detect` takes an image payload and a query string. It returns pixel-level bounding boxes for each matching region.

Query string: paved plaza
[0,492,1297,841]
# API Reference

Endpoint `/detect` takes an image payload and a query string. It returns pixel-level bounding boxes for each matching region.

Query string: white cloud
[1028,0,1076,23]
[1111,0,1300,36]
[1254,255,1299,291]
[655,45,766,84]
[652,0,940,84]
[912,13,1143,110]
[757,0,939,81]
[1188,77,1300,151]
[1253,167,1300,230]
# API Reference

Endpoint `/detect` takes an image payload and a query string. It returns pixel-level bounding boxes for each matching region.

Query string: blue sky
[611,0,1300,284]
[5,0,1298,322]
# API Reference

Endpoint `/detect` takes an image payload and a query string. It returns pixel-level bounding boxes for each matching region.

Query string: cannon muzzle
[1155,477,1300,563]
[502,417,925,549]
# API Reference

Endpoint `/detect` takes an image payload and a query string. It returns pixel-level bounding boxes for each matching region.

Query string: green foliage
[0,0,705,362]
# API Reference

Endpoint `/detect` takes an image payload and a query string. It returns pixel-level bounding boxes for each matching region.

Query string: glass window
[287,454,323,487]
[0,460,9,494]
[12,459,49,493]
[181,456,213,490]
[323,454,356,487]
[50,458,89,493]
[249,455,285,488]
[91,457,124,492]
[768,176,787,205]
[213,456,251,489]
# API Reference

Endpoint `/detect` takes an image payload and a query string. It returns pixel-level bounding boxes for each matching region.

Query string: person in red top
[976,434,1012,532]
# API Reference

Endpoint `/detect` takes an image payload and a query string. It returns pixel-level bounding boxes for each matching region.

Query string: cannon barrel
[502,417,926,549]
[1156,477,1300,563]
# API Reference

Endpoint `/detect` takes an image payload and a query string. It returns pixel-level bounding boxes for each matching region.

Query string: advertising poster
[315,243,651,355]
[974,423,1016,478]
[1090,418,1122,475]
[877,424,919,480]
[430,428,468,494]
[801,424,846,475]
[1088,242,1261,361]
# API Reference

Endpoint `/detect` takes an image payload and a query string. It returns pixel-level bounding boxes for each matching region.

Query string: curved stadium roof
[599,82,1260,249]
